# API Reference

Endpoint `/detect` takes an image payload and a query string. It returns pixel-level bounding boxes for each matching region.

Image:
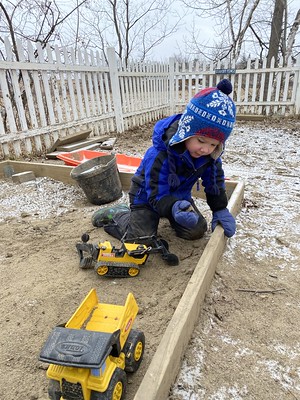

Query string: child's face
[185,135,220,158]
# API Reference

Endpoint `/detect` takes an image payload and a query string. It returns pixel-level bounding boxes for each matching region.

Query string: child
[92,79,236,242]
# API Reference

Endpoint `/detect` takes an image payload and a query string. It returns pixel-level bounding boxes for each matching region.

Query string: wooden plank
[46,144,101,160]
[266,57,275,115]
[0,59,109,73]
[56,136,111,152]
[251,58,259,114]
[4,37,28,131]
[78,49,91,117]
[0,161,76,185]
[0,161,134,190]
[90,50,102,115]
[55,45,72,122]
[71,47,85,119]
[273,56,283,114]
[282,56,292,114]
[16,38,39,129]
[48,130,92,153]
[134,180,245,400]
[63,46,78,121]
[36,43,56,125]
[97,70,106,114]
[107,47,124,133]
[244,58,251,114]
[84,49,97,116]
[0,103,5,135]
[258,57,267,115]
[46,138,116,159]
[27,41,48,127]
[0,70,17,133]
[46,44,64,123]
[191,179,237,200]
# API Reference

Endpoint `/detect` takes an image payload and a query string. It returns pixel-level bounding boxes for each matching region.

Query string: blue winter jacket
[129,114,228,218]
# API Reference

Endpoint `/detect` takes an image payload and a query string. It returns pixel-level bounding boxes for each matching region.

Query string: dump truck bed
[65,288,138,349]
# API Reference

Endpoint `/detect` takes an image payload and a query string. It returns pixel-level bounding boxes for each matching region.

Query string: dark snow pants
[104,199,207,242]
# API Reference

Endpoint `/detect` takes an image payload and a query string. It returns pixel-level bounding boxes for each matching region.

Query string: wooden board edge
[0,161,76,185]
[133,180,245,400]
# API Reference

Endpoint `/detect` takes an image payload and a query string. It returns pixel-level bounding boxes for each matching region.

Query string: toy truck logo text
[125,318,133,332]
[102,253,115,257]
[57,342,90,356]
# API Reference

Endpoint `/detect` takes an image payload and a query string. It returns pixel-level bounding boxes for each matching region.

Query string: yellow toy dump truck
[39,288,145,400]
[76,233,179,278]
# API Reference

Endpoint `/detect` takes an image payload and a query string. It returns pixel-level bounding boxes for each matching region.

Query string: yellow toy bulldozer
[76,234,179,278]
[39,288,145,400]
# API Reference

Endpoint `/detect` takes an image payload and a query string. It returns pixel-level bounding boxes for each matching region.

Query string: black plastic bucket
[70,154,122,205]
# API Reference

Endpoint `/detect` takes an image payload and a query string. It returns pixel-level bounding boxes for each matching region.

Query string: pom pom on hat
[217,79,232,95]
[169,79,236,146]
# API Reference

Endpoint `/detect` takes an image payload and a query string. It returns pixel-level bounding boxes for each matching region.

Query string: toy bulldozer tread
[96,261,140,277]
[39,289,145,400]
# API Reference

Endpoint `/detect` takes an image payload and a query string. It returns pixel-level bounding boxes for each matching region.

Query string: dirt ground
[0,118,299,400]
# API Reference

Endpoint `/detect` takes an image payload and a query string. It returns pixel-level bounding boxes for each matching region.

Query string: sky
[143,0,220,61]
[149,15,216,60]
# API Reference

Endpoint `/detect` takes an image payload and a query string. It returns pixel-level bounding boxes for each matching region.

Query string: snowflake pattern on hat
[206,91,235,118]
[169,82,236,146]
[174,113,192,142]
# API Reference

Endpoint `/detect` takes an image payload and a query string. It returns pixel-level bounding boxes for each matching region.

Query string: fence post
[294,55,300,115]
[169,57,175,114]
[106,47,124,133]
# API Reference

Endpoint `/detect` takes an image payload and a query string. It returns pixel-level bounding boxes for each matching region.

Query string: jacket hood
[152,114,182,151]
[152,114,224,193]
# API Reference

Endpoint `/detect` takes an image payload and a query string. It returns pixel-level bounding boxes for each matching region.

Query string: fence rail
[0,37,300,159]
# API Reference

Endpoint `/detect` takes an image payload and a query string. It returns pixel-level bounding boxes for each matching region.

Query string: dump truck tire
[123,329,145,373]
[90,367,127,400]
[48,379,61,400]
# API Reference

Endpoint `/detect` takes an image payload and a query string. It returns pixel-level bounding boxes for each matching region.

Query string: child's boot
[91,204,129,227]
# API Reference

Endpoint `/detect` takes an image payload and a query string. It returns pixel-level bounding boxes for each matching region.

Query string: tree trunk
[263,0,286,112]
[267,0,286,67]
[285,8,300,64]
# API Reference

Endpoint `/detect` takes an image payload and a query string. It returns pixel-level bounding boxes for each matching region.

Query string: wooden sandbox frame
[0,160,244,400]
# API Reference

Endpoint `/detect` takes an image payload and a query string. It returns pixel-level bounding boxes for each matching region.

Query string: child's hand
[211,209,236,237]
[172,200,199,229]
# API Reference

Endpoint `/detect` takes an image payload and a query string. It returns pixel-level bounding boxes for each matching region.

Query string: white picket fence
[0,37,300,159]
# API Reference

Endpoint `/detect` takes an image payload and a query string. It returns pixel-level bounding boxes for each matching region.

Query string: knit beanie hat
[169,79,236,147]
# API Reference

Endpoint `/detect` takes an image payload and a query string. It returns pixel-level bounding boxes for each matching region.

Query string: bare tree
[180,0,299,64]
[0,0,88,60]
[78,0,182,64]
[180,0,262,62]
